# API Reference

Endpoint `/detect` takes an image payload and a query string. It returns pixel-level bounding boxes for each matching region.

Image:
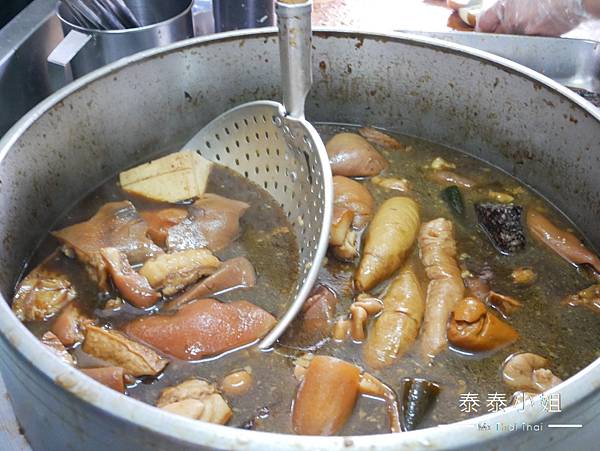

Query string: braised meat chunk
[140,207,188,247]
[157,379,232,424]
[101,247,160,308]
[52,201,162,289]
[292,356,360,435]
[41,331,75,366]
[166,194,249,252]
[447,297,519,352]
[139,248,220,296]
[279,285,338,350]
[12,264,77,322]
[326,133,387,177]
[124,299,276,360]
[166,257,256,310]
[50,303,95,347]
[81,367,126,393]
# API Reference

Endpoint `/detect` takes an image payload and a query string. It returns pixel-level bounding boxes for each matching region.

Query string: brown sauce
[16,123,600,435]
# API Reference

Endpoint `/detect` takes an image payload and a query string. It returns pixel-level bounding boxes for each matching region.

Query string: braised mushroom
[221,370,253,397]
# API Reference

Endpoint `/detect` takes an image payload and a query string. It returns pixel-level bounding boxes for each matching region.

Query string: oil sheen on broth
[15,124,600,435]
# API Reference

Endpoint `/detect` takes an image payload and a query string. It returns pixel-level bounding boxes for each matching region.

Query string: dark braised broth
[14,124,600,435]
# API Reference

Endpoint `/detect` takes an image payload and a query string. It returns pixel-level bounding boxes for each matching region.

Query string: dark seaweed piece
[399,378,440,431]
[441,185,465,217]
[475,203,525,255]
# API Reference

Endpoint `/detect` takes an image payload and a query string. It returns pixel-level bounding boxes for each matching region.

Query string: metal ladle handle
[276,0,313,120]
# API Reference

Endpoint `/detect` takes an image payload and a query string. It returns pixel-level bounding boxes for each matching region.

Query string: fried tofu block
[119,150,212,203]
[82,325,168,377]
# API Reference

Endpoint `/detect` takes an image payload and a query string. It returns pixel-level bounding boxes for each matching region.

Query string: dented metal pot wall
[0,30,599,451]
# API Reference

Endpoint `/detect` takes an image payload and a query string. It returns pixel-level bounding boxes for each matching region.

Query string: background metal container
[213,0,274,32]
[0,30,599,450]
[49,0,194,79]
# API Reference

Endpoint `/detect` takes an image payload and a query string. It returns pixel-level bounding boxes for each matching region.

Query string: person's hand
[476,0,590,36]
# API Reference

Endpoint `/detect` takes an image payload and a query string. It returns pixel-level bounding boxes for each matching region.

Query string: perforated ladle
[182,0,332,349]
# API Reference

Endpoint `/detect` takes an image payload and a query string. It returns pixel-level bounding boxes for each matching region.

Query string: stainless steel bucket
[1,29,599,450]
[48,0,194,79]
[213,0,275,32]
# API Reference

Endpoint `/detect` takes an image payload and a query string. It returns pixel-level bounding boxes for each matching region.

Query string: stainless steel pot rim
[1,28,599,450]
[55,0,194,35]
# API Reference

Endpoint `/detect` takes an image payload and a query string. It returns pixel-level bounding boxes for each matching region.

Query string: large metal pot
[0,30,599,450]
